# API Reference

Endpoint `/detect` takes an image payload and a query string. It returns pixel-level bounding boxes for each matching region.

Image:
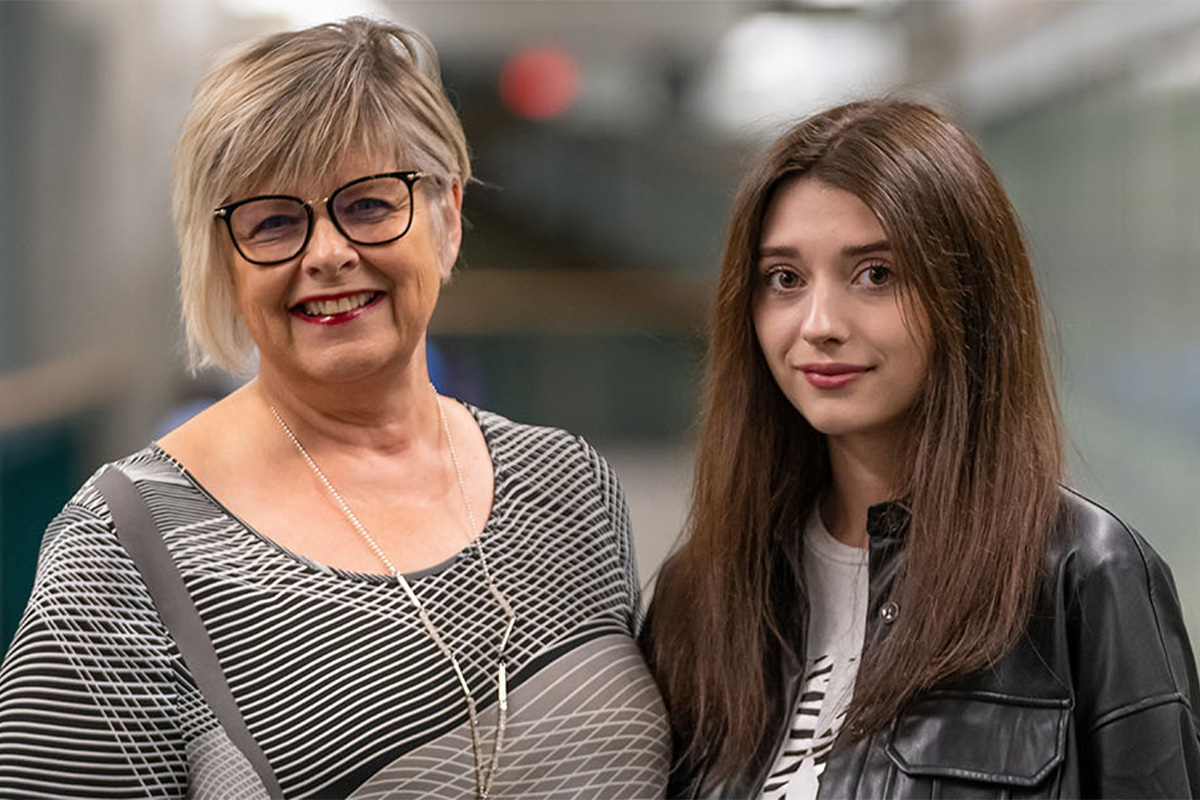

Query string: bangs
[209,76,419,202]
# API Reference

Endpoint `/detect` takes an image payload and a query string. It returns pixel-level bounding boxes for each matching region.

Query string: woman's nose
[301,213,358,277]
[800,282,848,345]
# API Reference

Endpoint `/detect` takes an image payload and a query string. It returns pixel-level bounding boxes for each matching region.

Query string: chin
[293,345,410,385]
[804,418,862,438]
[308,362,382,384]
[791,399,868,435]
[806,412,909,445]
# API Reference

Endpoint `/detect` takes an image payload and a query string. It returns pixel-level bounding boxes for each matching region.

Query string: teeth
[301,292,375,317]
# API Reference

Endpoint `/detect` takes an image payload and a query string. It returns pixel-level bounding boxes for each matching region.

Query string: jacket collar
[866,499,910,542]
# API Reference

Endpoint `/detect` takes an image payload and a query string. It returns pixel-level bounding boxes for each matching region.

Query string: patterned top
[0,406,669,799]
[760,507,868,800]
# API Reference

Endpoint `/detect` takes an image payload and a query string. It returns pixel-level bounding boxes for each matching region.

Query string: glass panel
[332,177,412,242]
[230,198,308,261]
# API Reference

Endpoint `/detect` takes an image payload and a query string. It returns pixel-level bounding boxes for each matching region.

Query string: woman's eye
[856,263,893,288]
[340,196,399,223]
[348,197,388,213]
[250,214,304,240]
[766,269,800,291]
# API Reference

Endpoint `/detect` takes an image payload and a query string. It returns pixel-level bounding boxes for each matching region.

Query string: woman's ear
[439,178,464,280]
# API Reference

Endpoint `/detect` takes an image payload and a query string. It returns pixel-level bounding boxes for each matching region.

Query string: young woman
[644,99,1200,798]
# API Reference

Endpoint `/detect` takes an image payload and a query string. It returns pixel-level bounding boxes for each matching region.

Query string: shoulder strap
[95,466,284,799]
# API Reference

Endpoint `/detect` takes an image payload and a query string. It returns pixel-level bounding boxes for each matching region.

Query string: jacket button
[880,601,899,623]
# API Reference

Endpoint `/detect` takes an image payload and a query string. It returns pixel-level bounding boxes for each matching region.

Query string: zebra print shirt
[760,508,868,800]
[0,406,669,799]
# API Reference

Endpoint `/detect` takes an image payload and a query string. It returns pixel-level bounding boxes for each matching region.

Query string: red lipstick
[289,290,384,326]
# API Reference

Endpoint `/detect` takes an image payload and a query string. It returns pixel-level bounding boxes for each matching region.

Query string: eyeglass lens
[228,175,414,264]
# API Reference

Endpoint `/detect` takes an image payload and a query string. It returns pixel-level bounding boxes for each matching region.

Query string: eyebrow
[842,239,891,257]
[756,240,892,260]
[757,245,799,261]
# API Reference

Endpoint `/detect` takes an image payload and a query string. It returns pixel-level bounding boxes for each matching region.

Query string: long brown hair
[646,99,1064,779]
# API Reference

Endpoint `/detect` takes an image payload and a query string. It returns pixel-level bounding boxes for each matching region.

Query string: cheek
[904,314,934,377]
[231,272,256,323]
[414,193,458,280]
[751,297,788,358]
[400,228,454,288]
[888,296,931,365]
[232,267,289,331]
[893,321,933,407]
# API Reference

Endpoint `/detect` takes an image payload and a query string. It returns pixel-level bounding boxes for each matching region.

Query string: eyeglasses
[214,171,424,265]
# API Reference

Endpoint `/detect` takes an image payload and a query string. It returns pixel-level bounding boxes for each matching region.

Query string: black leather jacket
[652,488,1200,799]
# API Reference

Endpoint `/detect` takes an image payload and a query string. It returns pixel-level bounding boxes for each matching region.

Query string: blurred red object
[499,47,581,120]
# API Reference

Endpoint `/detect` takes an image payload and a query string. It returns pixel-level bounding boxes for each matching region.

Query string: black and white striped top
[0,406,669,799]
[760,507,868,800]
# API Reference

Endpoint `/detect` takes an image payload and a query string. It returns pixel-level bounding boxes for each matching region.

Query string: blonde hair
[172,17,471,373]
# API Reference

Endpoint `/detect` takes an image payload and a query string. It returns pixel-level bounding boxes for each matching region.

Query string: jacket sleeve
[0,497,189,798]
[1069,518,1200,798]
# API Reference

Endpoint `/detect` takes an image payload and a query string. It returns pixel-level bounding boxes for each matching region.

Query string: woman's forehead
[232,144,401,199]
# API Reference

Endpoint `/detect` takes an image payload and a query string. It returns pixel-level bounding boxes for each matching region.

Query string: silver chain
[269,391,515,799]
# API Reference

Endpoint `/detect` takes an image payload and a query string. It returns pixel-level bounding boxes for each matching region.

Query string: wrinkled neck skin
[820,433,902,549]
[252,338,441,458]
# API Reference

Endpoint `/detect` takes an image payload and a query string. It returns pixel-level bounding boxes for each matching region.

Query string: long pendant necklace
[269,393,516,799]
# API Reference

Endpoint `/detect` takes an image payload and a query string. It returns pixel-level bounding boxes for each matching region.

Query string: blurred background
[1,0,1198,659]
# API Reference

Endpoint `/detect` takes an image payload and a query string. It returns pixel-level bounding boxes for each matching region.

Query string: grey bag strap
[96,466,285,799]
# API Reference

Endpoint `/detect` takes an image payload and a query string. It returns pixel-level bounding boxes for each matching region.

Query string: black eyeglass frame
[213,170,425,266]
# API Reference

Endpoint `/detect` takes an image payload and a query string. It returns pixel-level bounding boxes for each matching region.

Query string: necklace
[269,393,516,799]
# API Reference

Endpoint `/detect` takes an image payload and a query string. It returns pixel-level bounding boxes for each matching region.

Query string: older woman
[0,18,667,799]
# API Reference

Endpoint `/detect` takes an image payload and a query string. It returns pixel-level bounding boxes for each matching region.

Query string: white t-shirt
[760,505,868,800]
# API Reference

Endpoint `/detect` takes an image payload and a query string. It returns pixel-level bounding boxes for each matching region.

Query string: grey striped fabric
[0,406,669,799]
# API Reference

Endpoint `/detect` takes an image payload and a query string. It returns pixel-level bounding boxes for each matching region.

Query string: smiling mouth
[291,291,384,318]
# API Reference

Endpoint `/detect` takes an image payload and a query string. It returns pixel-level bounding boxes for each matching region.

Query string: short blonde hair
[173,17,471,373]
